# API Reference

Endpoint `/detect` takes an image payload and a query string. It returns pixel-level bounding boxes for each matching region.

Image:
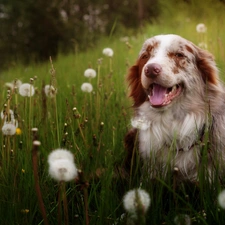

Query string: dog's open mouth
[148,83,183,107]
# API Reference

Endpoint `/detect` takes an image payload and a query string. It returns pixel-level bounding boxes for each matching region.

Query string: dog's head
[127,34,221,108]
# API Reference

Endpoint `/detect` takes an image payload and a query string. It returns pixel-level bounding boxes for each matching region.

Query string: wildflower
[16,128,22,135]
[196,23,207,33]
[21,209,29,214]
[102,48,114,57]
[123,188,150,215]
[84,68,97,78]
[48,149,78,182]
[19,83,35,97]
[2,123,17,135]
[131,117,150,130]
[48,149,75,163]
[81,83,93,93]
[218,189,225,209]
[44,85,57,98]
[174,214,191,225]
[198,42,208,49]
[5,79,22,90]
[1,109,14,121]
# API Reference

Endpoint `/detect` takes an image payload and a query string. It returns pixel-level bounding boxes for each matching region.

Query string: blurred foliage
[0,0,160,69]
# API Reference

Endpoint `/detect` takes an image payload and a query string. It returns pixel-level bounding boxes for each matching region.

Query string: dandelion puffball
[123,189,150,215]
[84,68,97,78]
[48,149,78,182]
[103,48,114,57]
[81,83,93,93]
[2,123,17,135]
[1,109,15,121]
[218,189,225,209]
[174,214,191,225]
[5,79,22,90]
[48,149,75,163]
[44,85,57,98]
[131,117,150,130]
[196,23,207,33]
[48,159,78,182]
[19,83,35,97]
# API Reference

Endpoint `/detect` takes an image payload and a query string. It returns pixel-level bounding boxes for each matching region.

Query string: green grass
[1,1,225,224]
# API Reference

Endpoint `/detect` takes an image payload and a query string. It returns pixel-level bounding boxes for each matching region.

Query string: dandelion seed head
[5,79,22,90]
[123,189,150,215]
[103,48,114,57]
[196,23,207,33]
[48,149,75,164]
[81,83,93,93]
[218,189,225,209]
[48,158,78,182]
[174,214,191,225]
[33,140,41,146]
[198,42,208,49]
[19,83,35,97]
[1,109,15,121]
[2,123,17,135]
[131,117,150,130]
[44,85,57,98]
[84,68,97,78]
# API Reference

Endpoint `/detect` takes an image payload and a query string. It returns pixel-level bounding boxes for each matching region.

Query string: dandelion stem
[54,96,60,146]
[31,132,49,225]
[62,182,69,225]
[78,171,89,225]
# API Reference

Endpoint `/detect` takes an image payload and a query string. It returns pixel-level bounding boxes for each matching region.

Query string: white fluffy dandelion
[1,109,15,121]
[196,23,207,33]
[48,149,78,182]
[81,83,93,93]
[19,83,35,97]
[48,149,75,164]
[198,42,208,49]
[84,68,97,78]
[48,159,78,182]
[2,123,17,135]
[123,189,150,215]
[218,189,225,209]
[44,85,57,98]
[174,214,191,225]
[103,48,114,57]
[5,79,22,90]
[131,117,150,130]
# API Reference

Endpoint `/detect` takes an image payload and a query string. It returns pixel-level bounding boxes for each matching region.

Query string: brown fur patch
[127,63,147,107]
[196,48,218,85]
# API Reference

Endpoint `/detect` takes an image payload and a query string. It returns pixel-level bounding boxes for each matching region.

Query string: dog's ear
[127,63,147,107]
[195,46,219,85]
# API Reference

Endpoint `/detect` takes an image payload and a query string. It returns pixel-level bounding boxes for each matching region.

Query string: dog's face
[128,34,219,108]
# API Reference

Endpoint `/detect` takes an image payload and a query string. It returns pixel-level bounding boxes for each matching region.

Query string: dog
[125,34,225,181]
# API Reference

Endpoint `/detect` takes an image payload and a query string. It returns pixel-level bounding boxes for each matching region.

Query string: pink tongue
[149,84,168,105]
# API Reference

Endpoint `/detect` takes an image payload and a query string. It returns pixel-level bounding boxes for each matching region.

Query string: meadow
[1,1,225,224]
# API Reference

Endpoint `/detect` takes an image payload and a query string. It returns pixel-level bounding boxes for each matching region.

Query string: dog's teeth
[148,95,150,99]
[172,86,177,93]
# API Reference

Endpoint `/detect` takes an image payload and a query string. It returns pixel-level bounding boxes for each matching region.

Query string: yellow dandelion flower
[16,128,22,135]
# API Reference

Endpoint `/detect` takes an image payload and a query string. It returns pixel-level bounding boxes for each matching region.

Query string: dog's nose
[144,63,162,78]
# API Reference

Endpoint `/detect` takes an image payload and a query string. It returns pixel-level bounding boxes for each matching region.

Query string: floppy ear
[195,46,219,85]
[127,63,147,107]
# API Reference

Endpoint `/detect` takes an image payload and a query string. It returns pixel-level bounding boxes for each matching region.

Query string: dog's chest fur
[136,102,206,177]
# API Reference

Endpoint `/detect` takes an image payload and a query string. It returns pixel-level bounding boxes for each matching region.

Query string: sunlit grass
[1,1,225,224]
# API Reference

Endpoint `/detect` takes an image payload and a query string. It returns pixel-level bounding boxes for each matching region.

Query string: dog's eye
[175,52,185,58]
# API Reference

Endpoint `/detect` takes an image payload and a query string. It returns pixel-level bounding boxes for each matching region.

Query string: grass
[1,0,225,224]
